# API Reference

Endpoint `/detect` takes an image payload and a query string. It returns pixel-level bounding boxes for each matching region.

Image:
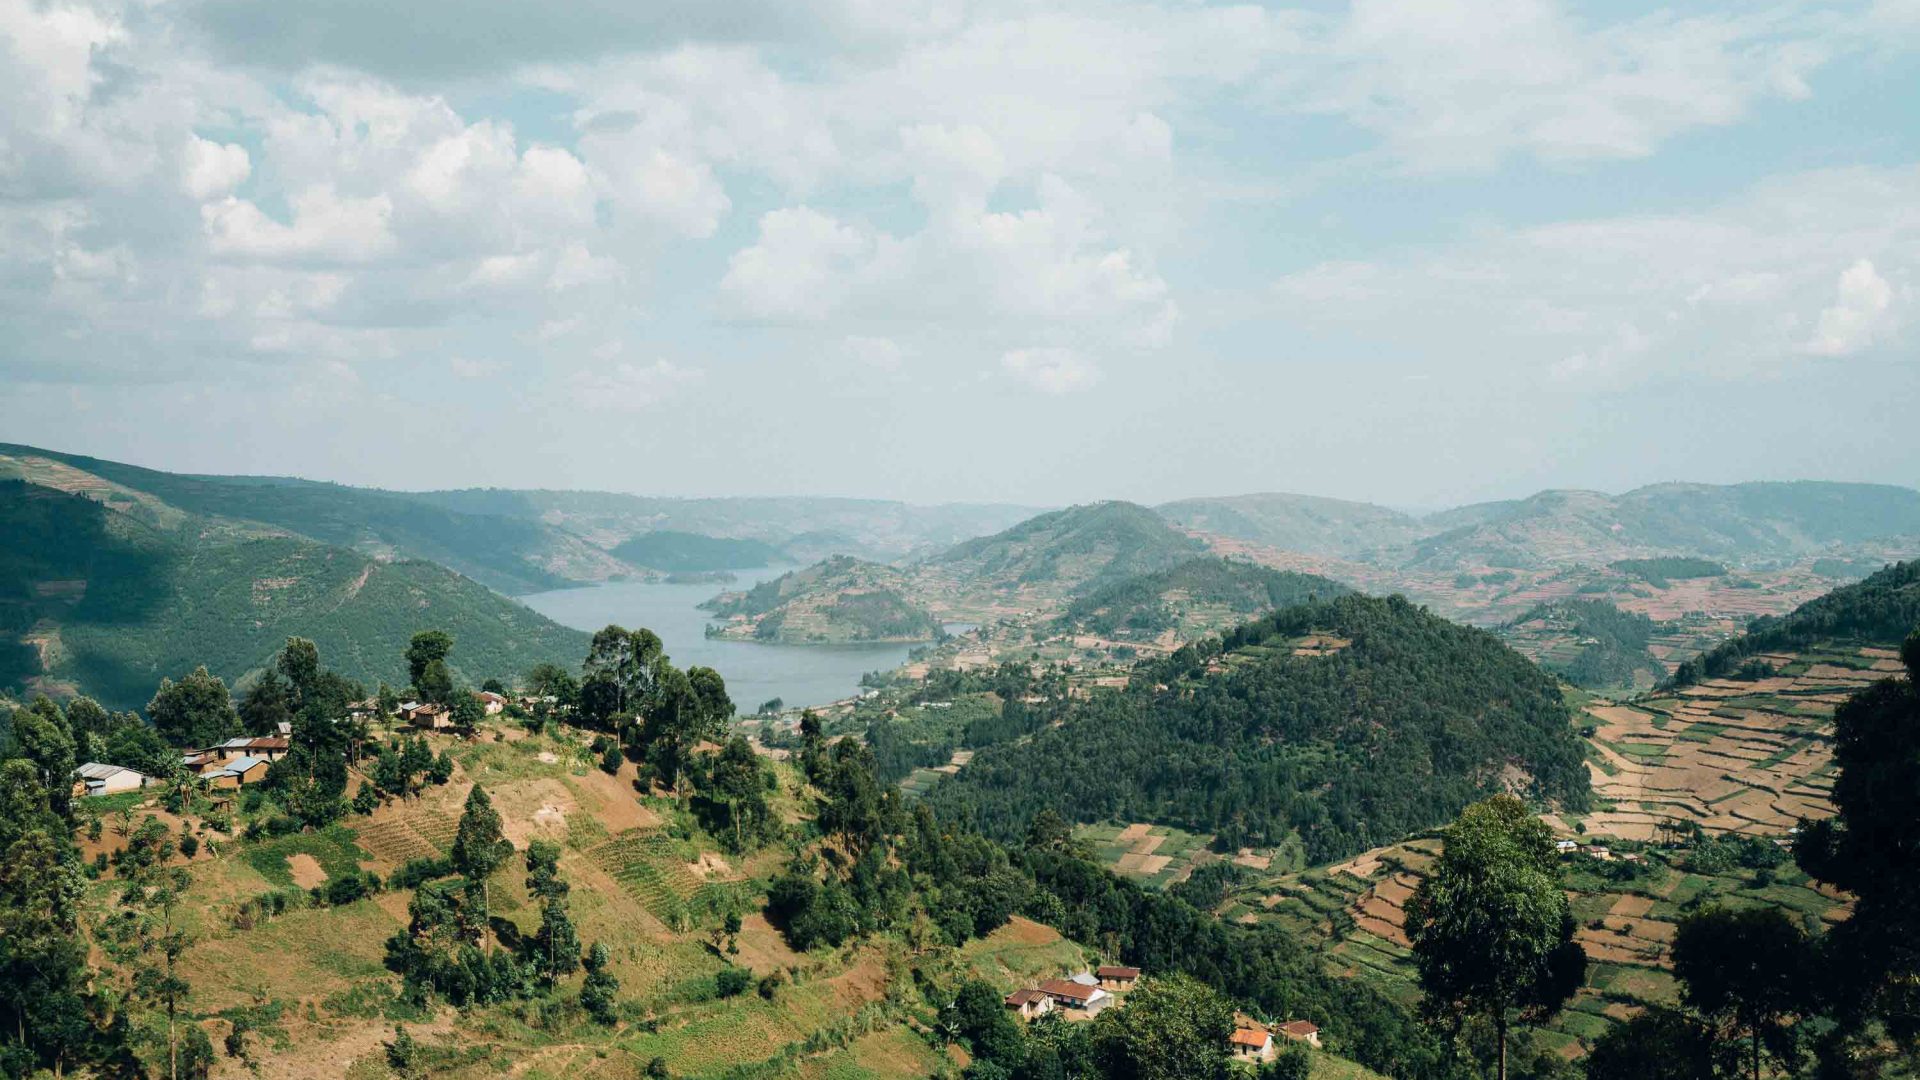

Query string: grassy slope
[0,478,587,707]
[1154,494,1426,560]
[1061,557,1350,637]
[0,443,621,593]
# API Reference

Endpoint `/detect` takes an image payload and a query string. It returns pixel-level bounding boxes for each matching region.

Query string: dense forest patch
[932,593,1591,862]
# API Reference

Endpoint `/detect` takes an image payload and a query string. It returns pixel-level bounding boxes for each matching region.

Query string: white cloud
[1001,347,1100,394]
[1806,260,1896,356]
[719,207,874,321]
[202,187,398,264]
[182,135,251,199]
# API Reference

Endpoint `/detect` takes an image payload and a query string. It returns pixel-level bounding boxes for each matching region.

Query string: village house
[475,690,507,715]
[1230,1028,1277,1063]
[1037,977,1113,1017]
[206,736,290,762]
[72,762,150,798]
[1096,965,1140,992]
[346,698,381,723]
[403,702,454,730]
[1003,988,1054,1021]
[1277,1020,1322,1048]
[203,755,270,790]
[1555,839,1578,854]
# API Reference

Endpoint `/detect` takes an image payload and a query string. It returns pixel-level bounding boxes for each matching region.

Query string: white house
[73,762,149,798]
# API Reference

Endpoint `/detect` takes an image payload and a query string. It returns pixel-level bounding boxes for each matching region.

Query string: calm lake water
[518,568,933,711]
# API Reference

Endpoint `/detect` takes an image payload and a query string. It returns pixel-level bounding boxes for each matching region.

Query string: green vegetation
[932,594,1591,861]
[1607,558,1727,586]
[1504,599,1664,690]
[703,555,942,644]
[609,530,785,572]
[0,478,589,707]
[1670,558,1920,685]
[1062,557,1349,636]
[929,500,1208,596]
[0,443,609,593]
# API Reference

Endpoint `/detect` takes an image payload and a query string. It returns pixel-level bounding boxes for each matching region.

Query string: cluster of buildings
[1000,965,1322,1065]
[1003,965,1140,1020]
[72,733,289,798]
[1229,1017,1321,1063]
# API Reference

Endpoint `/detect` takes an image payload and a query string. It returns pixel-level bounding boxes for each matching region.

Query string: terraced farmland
[1578,642,1892,840]
[588,828,743,930]
[1074,821,1213,890]
[1223,835,1847,1057]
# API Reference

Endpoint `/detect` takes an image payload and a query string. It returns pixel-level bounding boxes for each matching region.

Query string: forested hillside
[1671,558,1920,685]
[0,479,587,707]
[1061,557,1350,636]
[1501,599,1665,691]
[927,501,1207,599]
[933,594,1591,862]
[0,444,621,592]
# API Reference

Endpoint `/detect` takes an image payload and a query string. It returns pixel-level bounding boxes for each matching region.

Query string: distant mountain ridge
[1159,481,1920,570]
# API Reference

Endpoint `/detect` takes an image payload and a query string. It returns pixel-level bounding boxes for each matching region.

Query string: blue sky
[1,0,1916,509]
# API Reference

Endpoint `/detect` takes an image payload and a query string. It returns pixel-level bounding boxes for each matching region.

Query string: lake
[518,568,936,711]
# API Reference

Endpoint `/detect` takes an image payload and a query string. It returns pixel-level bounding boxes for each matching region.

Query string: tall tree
[237,669,294,736]
[1672,905,1814,1080]
[147,666,239,748]
[276,637,321,705]
[1797,631,1920,1048]
[451,785,510,923]
[1405,794,1584,1080]
[1090,974,1235,1080]
[709,736,769,851]
[406,631,454,689]
[580,942,620,1024]
[416,659,454,707]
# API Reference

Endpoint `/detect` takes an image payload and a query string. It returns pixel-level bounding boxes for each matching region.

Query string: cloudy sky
[3,0,1916,509]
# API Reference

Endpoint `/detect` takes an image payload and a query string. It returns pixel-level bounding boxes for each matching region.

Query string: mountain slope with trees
[1060,557,1351,637]
[608,530,785,572]
[0,478,587,707]
[1670,558,1920,686]
[926,500,1209,600]
[0,443,624,593]
[933,593,1591,862]
[702,555,944,644]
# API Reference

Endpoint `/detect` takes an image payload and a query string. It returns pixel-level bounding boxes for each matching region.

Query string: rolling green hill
[702,555,943,644]
[1154,493,1426,560]
[931,593,1591,862]
[1500,598,1666,691]
[1061,557,1351,637]
[0,443,624,593]
[927,500,1208,599]
[609,530,786,572]
[0,478,588,707]
[1670,557,1920,686]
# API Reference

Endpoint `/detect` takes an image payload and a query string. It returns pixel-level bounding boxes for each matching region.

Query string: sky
[2,0,1917,510]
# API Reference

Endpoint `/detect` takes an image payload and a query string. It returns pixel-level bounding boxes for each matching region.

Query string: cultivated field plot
[1074,821,1214,889]
[1579,642,1887,841]
[587,827,744,930]
[1224,837,1846,1057]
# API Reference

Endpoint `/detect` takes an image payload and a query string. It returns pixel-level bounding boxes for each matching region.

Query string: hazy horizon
[3,1,1917,507]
